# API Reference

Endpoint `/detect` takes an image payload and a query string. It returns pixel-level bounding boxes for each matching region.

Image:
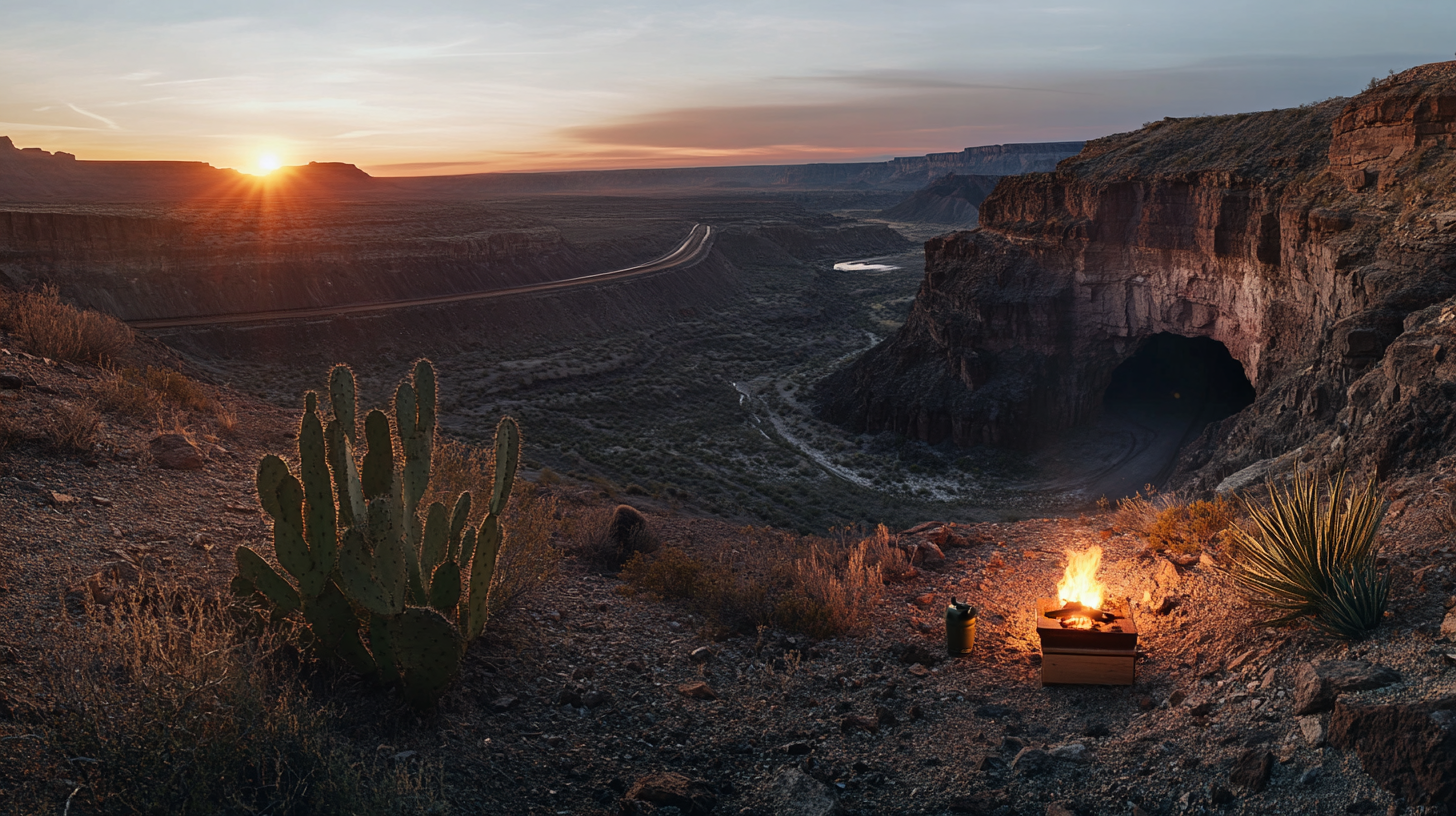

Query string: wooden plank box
[1036,598,1137,686]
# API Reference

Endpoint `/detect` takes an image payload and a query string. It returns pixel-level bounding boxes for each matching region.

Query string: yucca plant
[1226,467,1391,640]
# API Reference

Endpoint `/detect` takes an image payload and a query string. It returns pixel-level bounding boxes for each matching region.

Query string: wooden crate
[1040,647,1136,686]
[1035,598,1138,686]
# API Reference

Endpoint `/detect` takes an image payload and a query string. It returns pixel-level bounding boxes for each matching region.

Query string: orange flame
[1056,545,1106,625]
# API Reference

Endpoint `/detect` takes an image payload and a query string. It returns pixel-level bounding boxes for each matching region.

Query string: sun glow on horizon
[256,152,281,174]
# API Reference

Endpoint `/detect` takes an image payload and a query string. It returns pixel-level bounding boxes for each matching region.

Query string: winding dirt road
[127,223,714,329]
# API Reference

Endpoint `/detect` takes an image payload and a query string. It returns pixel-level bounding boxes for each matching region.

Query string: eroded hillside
[820,61,1456,493]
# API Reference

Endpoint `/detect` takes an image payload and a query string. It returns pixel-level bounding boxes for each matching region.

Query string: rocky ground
[0,334,1454,816]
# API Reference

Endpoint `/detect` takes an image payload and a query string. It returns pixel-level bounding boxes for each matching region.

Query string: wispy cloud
[66,103,120,130]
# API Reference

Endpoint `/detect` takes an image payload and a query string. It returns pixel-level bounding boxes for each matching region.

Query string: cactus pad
[393,607,463,710]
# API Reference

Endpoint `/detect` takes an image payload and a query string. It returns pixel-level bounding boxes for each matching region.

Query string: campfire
[1036,545,1138,685]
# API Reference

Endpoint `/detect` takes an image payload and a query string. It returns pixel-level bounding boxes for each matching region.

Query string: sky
[2,1,1453,176]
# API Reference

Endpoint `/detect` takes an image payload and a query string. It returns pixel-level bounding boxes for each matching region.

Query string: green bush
[1227,468,1391,640]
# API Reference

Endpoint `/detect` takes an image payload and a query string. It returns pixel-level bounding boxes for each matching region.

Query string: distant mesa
[878,173,1004,226]
[0,136,1081,204]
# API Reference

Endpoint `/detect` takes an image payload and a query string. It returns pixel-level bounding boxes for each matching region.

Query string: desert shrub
[1114,489,1238,554]
[1,285,133,365]
[487,484,563,620]
[622,527,883,638]
[421,437,561,620]
[1143,496,1239,554]
[91,370,162,417]
[91,366,218,419]
[47,399,101,452]
[1227,468,1391,640]
[0,577,442,815]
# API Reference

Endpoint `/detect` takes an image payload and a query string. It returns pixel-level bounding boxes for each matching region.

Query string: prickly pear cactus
[232,359,521,709]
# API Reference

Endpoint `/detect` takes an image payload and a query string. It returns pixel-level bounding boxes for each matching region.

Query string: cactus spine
[232,360,520,708]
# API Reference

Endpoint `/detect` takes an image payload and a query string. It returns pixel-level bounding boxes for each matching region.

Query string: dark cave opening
[1104,333,1256,423]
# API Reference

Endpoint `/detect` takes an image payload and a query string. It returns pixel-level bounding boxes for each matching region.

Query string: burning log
[1043,601,1115,624]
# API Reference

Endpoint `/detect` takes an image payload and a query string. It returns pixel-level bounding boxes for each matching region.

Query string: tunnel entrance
[1104,333,1255,425]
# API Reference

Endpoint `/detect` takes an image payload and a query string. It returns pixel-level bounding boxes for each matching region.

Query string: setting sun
[256,152,281,174]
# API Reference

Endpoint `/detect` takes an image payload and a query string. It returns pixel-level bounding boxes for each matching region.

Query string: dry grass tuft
[0,575,443,815]
[1113,487,1240,555]
[424,438,561,621]
[92,366,218,419]
[622,526,884,638]
[46,399,101,453]
[0,285,133,365]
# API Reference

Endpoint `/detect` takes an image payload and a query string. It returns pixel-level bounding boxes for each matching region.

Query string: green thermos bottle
[945,597,977,657]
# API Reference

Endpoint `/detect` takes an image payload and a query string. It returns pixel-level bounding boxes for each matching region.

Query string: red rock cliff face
[820,61,1456,488]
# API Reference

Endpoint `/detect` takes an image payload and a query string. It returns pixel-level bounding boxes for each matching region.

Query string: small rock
[998,736,1026,753]
[906,704,923,720]
[1049,743,1089,763]
[490,695,518,713]
[912,593,936,608]
[1293,660,1401,714]
[581,690,607,708]
[1199,552,1217,569]
[0,373,23,389]
[1346,799,1379,815]
[624,771,717,815]
[1046,803,1078,816]
[1171,552,1199,567]
[572,666,596,681]
[974,755,1006,773]
[1188,700,1215,717]
[625,660,647,673]
[1011,747,1052,776]
[1153,557,1180,589]
[1441,609,1456,640]
[1152,595,1179,616]
[48,492,79,506]
[908,664,930,677]
[1229,749,1274,792]
[874,706,898,728]
[677,682,717,701]
[780,741,813,755]
[1297,714,1327,747]
[1208,784,1236,805]
[916,541,946,568]
[1300,765,1323,785]
[895,642,943,667]
[190,532,213,551]
[760,767,842,816]
[977,704,1016,720]
[667,621,683,632]
[89,496,112,507]
[1083,723,1110,738]
[948,793,996,814]
[689,646,715,664]
[149,433,205,470]
[840,714,879,734]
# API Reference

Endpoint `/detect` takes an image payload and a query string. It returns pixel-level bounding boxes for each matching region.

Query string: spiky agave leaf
[1226,467,1389,639]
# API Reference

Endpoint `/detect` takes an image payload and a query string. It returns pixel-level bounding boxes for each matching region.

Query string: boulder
[1441,608,1456,640]
[1328,695,1456,807]
[1229,749,1274,792]
[759,767,842,816]
[623,772,717,815]
[149,433,204,470]
[1292,660,1401,714]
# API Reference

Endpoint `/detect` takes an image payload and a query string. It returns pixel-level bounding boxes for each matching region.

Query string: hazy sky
[2,1,1452,175]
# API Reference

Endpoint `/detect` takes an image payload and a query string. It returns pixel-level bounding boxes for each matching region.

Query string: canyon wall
[0,204,634,321]
[820,62,1456,489]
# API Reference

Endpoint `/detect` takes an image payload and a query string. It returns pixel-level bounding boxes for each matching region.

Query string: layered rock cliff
[878,174,1004,225]
[819,61,1456,489]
